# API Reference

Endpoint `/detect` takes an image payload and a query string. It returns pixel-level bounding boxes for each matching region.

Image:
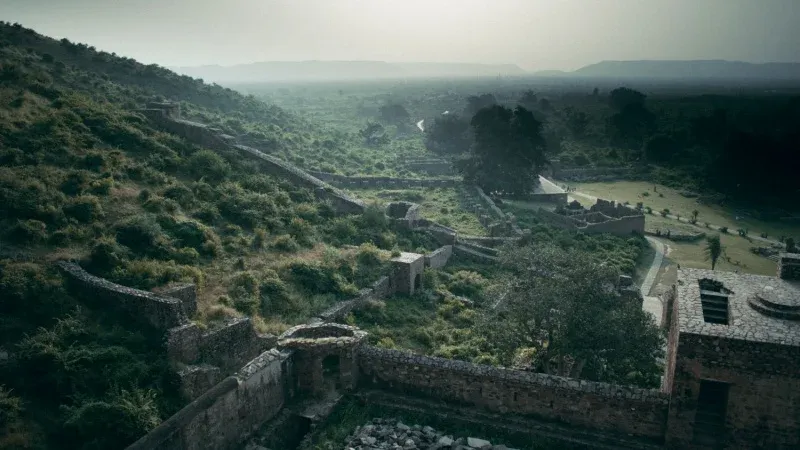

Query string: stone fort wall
[666,332,800,449]
[57,261,188,330]
[358,346,669,444]
[126,350,291,450]
[141,108,365,215]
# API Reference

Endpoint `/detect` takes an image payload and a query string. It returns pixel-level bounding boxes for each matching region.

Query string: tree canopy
[481,244,664,388]
[423,114,472,156]
[457,105,547,195]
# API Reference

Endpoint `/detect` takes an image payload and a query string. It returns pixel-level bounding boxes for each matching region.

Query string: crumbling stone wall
[403,160,454,176]
[126,350,291,450]
[143,106,364,215]
[425,245,453,269]
[57,261,187,330]
[233,144,365,215]
[358,347,669,443]
[158,118,231,151]
[666,333,800,449]
[386,201,421,229]
[583,214,645,236]
[153,283,197,318]
[199,317,277,373]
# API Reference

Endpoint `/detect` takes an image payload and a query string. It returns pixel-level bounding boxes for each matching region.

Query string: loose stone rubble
[339,418,517,450]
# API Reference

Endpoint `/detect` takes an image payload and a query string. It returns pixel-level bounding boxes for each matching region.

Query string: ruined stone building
[661,253,800,449]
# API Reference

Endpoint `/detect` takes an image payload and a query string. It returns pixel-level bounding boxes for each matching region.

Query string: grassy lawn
[566,180,799,239]
[344,186,488,236]
[564,180,794,276]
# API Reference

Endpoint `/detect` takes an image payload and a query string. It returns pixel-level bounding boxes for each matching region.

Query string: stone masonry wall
[57,261,187,330]
[666,333,800,449]
[233,144,365,215]
[425,245,453,269]
[661,284,679,394]
[358,347,669,443]
[199,318,277,373]
[583,214,645,236]
[146,111,365,215]
[126,349,291,450]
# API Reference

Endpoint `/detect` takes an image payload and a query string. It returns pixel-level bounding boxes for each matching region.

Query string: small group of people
[561,184,577,193]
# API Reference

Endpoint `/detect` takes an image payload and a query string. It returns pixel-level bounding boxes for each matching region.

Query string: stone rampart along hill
[0,21,438,449]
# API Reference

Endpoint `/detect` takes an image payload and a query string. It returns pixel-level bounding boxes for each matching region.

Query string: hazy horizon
[2,0,799,71]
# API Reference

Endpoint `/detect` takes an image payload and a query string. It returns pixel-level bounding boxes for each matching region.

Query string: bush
[719,226,729,234]
[252,228,268,249]
[271,234,299,252]
[162,184,195,208]
[259,270,291,315]
[0,386,23,429]
[288,218,314,246]
[9,219,48,243]
[64,195,104,223]
[660,208,670,217]
[88,238,129,271]
[115,214,165,254]
[447,271,487,298]
[187,149,230,181]
[356,242,382,266]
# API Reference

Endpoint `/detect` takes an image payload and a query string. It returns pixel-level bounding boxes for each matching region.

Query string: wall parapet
[126,349,290,450]
[358,346,668,442]
[233,144,365,215]
[57,261,187,330]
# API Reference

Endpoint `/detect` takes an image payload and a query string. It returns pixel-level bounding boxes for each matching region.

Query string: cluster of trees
[423,81,800,208]
[425,99,548,195]
[482,244,664,387]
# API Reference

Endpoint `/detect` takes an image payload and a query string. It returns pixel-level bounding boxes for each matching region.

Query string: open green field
[344,186,488,236]
[565,180,797,276]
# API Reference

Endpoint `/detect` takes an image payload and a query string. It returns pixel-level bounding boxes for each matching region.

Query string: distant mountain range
[172,59,800,83]
[170,61,527,83]
[534,60,800,80]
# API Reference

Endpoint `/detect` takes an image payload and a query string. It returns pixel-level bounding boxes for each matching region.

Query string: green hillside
[0,21,436,449]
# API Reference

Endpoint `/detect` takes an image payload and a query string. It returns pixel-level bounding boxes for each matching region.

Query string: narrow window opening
[699,279,730,324]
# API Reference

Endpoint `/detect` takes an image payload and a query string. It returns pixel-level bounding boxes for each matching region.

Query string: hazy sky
[2,0,799,70]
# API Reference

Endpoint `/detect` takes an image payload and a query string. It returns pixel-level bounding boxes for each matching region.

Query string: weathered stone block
[390,252,425,295]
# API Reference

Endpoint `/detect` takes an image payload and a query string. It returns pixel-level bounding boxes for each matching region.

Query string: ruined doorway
[693,379,730,447]
[322,354,341,392]
[413,273,421,291]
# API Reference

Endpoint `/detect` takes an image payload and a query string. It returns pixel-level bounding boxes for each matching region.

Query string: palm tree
[704,235,723,270]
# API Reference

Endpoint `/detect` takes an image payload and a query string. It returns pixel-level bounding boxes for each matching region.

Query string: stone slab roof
[677,268,800,346]
[391,252,424,264]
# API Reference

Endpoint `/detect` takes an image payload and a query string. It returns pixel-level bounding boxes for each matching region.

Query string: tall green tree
[457,105,547,195]
[423,114,472,156]
[704,235,723,270]
[481,245,664,387]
